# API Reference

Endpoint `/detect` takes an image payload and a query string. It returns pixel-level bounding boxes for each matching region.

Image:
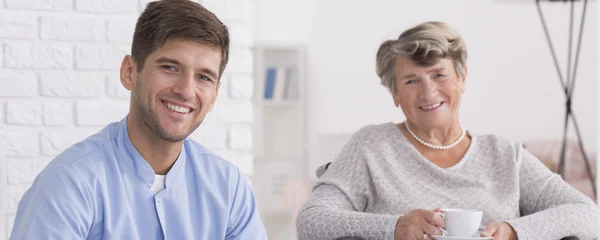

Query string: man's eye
[161,65,177,71]
[198,75,211,81]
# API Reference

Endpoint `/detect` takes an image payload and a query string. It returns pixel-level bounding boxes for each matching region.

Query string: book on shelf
[273,67,286,100]
[263,67,277,99]
[263,66,297,101]
[283,67,295,99]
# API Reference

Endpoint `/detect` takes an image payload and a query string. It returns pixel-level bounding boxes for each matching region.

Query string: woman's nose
[418,79,438,100]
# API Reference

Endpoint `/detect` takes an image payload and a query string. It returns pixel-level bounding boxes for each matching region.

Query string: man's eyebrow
[155,57,180,65]
[199,68,218,80]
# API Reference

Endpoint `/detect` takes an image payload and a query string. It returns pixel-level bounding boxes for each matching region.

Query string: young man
[10,1,267,239]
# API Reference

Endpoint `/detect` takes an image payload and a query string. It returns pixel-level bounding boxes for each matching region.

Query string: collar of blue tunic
[115,116,187,189]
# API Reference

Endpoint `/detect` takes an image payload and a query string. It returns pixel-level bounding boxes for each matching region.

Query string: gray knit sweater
[296,123,599,240]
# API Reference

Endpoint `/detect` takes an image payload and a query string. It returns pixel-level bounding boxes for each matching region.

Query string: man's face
[127,38,222,142]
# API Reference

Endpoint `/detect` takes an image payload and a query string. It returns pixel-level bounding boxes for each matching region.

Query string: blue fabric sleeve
[11,165,94,240]
[226,168,268,240]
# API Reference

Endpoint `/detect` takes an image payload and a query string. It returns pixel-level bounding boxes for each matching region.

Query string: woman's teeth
[421,102,442,110]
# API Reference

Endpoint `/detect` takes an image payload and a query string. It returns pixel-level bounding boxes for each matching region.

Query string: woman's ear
[393,94,400,108]
[208,102,215,112]
[460,66,468,94]
[120,55,136,91]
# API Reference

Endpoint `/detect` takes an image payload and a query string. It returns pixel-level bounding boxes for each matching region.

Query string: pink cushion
[523,139,596,201]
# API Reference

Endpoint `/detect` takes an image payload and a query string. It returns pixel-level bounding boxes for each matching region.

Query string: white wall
[256,0,597,164]
[256,1,599,239]
[253,0,314,43]
[597,0,600,206]
[0,0,254,238]
[308,0,597,145]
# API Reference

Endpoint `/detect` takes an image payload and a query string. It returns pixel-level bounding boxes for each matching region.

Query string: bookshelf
[263,100,300,108]
[252,44,307,221]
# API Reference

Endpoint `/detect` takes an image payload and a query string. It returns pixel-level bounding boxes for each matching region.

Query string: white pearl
[405,122,466,151]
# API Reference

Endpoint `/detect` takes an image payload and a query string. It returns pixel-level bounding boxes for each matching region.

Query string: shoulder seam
[65,138,114,167]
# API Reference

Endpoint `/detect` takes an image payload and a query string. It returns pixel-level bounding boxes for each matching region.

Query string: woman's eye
[406,79,417,85]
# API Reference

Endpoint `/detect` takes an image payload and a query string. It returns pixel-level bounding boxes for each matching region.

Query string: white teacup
[437,208,483,237]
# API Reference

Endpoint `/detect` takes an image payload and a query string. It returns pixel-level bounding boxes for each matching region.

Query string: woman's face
[393,57,466,130]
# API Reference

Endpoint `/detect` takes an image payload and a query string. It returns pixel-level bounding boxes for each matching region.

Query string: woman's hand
[481,222,517,240]
[394,209,445,240]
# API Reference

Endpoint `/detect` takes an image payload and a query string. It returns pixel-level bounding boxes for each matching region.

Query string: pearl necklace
[405,122,466,150]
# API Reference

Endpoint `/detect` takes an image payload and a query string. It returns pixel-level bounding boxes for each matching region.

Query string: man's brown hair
[132,0,230,79]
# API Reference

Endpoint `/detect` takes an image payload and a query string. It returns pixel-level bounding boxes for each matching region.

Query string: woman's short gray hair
[375,21,467,95]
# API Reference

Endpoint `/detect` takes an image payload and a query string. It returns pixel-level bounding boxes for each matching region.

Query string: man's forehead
[150,42,221,63]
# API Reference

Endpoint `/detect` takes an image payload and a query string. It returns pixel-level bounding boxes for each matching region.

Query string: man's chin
[154,117,203,141]
[157,132,190,143]
[154,125,193,142]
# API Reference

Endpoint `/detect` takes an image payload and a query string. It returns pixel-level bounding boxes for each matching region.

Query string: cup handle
[435,212,448,236]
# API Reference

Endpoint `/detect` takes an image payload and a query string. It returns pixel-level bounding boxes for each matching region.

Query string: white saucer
[429,235,492,240]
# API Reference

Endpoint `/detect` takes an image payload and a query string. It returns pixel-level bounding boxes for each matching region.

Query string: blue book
[264,67,277,99]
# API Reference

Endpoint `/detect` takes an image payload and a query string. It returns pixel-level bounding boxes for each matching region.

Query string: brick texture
[0,1,254,238]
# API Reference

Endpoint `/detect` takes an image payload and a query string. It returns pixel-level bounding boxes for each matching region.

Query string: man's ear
[208,81,221,113]
[215,80,221,96]
[120,55,136,91]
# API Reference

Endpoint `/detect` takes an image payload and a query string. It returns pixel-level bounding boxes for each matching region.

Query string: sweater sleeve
[295,128,401,240]
[505,144,600,240]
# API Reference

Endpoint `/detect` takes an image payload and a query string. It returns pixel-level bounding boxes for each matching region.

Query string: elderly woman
[296,21,599,240]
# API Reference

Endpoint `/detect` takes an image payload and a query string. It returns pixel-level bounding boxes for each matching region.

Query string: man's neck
[126,116,181,175]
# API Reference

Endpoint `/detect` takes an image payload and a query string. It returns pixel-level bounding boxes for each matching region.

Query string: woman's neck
[405,120,464,146]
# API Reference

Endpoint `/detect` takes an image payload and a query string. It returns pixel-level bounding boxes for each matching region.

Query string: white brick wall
[5,0,72,11]
[0,71,38,97]
[40,16,106,42]
[0,0,254,238]
[5,41,73,69]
